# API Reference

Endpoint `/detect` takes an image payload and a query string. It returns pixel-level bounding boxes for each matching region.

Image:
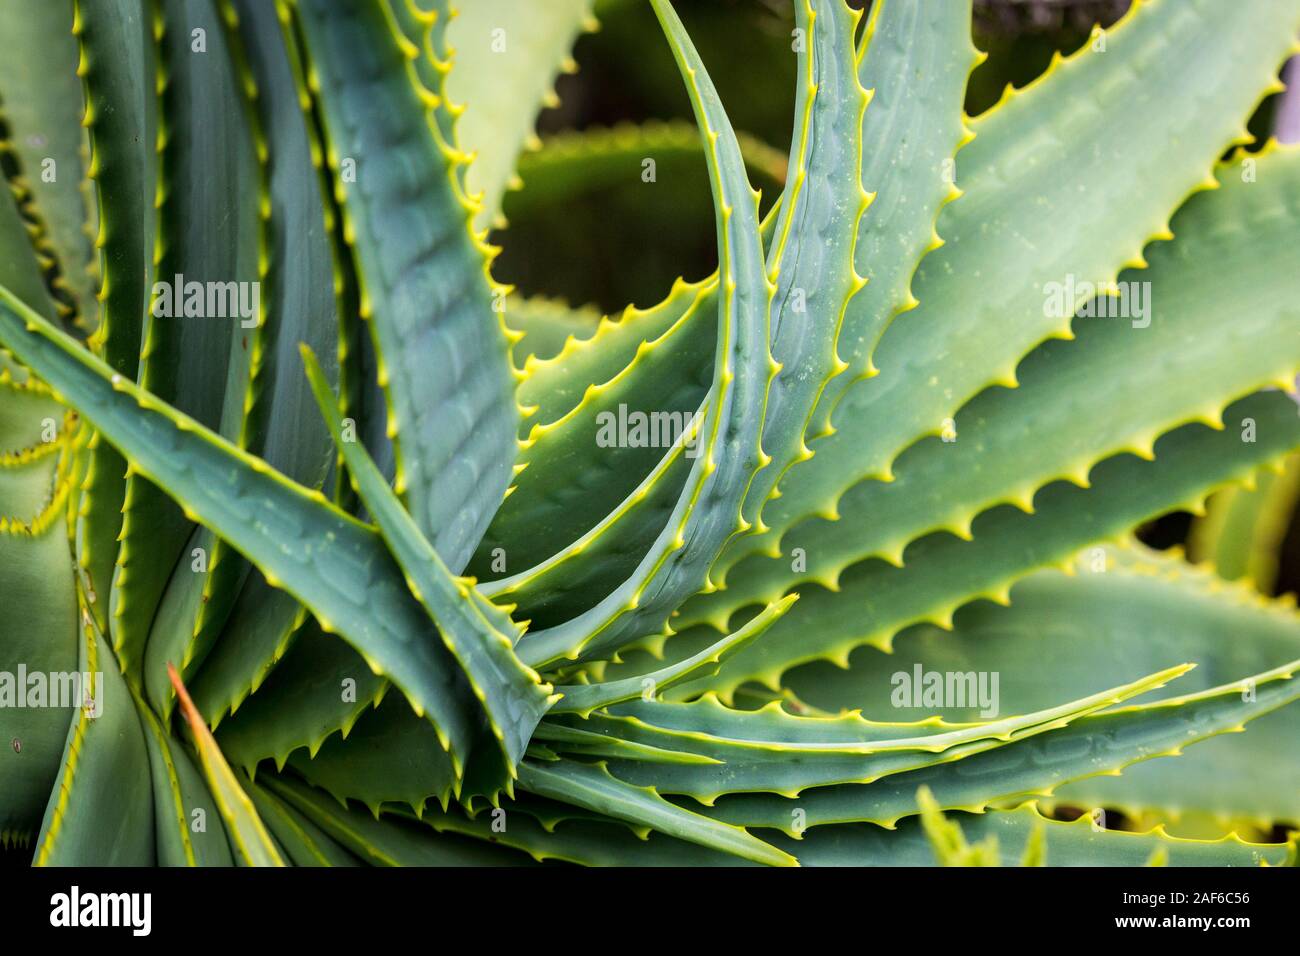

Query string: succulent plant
[1,0,1299,868]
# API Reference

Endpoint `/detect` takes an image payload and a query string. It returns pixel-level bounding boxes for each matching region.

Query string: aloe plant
[1,0,1299,868]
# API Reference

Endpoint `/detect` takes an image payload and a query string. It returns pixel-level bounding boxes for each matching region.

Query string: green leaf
[739,0,868,528]
[517,757,796,866]
[74,0,156,379]
[134,687,234,866]
[168,662,283,866]
[189,575,306,726]
[71,0,158,637]
[384,0,457,144]
[444,0,596,230]
[295,0,519,574]
[34,596,155,866]
[551,594,796,716]
[512,275,709,429]
[828,0,978,402]
[530,722,717,766]
[792,544,1296,703]
[244,775,359,866]
[479,57,791,633]
[407,798,748,866]
[145,523,249,713]
[0,408,67,505]
[501,166,755,398]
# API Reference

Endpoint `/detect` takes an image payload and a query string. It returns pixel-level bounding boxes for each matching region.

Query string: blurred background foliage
[489,0,1299,598]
